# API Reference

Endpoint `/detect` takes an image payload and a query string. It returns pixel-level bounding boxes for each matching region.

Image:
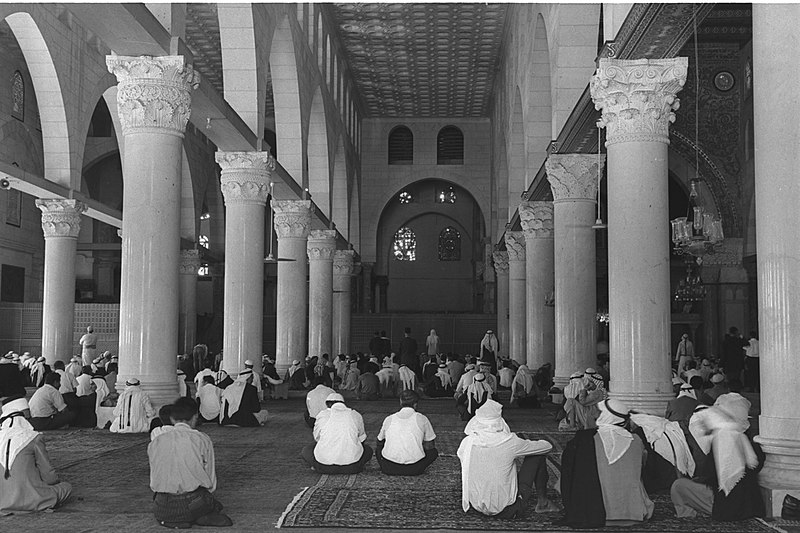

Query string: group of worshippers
[193,361,270,427]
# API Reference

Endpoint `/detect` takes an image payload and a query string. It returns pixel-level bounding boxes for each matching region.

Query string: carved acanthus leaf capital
[546,154,604,201]
[333,250,356,276]
[590,58,688,146]
[36,199,86,238]
[217,152,274,205]
[307,230,337,261]
[504,231,526,261]
[492,251,509,275]
[272,200,312,239]
[179,249,202,274]
[106,55,199,135]
[519,201,554,240]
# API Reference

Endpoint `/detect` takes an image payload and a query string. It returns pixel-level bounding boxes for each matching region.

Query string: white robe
[109,387,155,433]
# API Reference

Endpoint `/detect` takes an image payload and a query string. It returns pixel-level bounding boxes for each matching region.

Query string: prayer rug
[278,431,777,532]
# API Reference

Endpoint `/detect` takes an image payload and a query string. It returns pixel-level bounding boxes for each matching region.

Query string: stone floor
[1,393,793,533]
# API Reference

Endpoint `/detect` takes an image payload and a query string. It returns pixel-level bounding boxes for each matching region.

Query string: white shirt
[28,384,67,418]
[498,367,515,388]
[306,385,335,419]
[56,369,77,394]
[378,407,436,464]
[313,403,366,465]
[744,338,759,358]
[197,383,221,420]
[194,368,215,388]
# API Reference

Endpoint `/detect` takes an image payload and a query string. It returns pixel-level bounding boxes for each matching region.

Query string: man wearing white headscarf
[0,350,25,400]
[0,397,72,514]
[559,371,585,431]
[435,363,452,390]
[177,369,189,398]
[338,360,360,393]
[698,358,714,383]
[375,362,396,398]
[454,363,478,396]
[561,399,654,528]
[456,373,494,421]
[666,382,700,423]
[479,330,499,374]
[572,368,606,430]
[109,378,156,433]
[456,399,556,517]
[509,364,539,408]
[30,356,47,388]
[670,393,765,521]
[242,360,263,401]
[397,364,416,392]
[219,370,267,427]
[425,329,440,356]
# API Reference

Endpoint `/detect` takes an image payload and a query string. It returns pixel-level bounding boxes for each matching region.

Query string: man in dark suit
[398,327,419,377]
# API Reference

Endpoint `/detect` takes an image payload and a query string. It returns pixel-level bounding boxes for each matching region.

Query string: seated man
[700,373,729,406]
[457,399,557,518]
[197,375,221,423]
[561,399,654,528]
[454,363,478,396]
[286,360,307,390]
[666,382,700,424]
[397,364,416,392]
[305,383,336,428]
[301,393,373,474]
[148,398,232,529]
[356,367,380,400]
[0,351,26,400]
[110,378,156,433]
[456,373,493,421]
[28,373,76,431]
[498,360,515,389]
[509,364,539,408]
[671,393,765,522]
[375,363,396,398]
[0,397,72,514]
[376,390,438,476]
[219,369,268,427]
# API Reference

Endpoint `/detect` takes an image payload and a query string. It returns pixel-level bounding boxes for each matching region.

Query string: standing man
[479,330,499,374]
[376,390,438,476]
[720,327,746,385]
[398,327,419,377]
[674,333,695,375]
[79,325,98,367]
[743,331,759,392]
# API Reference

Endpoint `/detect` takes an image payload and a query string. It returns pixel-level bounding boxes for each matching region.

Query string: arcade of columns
[28,15,800,511]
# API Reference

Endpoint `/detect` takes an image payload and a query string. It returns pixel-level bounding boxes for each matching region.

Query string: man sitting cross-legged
[148,398,232,529]
[0,397,72,514]
[28,372,76,431]
[301,393,373,474]
[376,390,439,476]
[219,369,268,427]
[457,399,558,518]
[110,378,156,433]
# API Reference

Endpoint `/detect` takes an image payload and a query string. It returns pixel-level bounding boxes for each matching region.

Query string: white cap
[325,392,345,403]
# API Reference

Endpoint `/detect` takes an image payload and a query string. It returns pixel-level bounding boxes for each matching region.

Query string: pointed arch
[509,86,526,208]
[307,87,330,218]
[270,13,302,183]
[331,135,348,238]
[349,174,361,253]
[528,13,552,176]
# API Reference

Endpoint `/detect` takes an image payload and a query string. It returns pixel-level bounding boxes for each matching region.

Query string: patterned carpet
[278,430,778,532]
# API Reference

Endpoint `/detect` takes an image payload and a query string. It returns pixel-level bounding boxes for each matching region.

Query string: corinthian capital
[179,249,202,275]
[504,231,526,261]
[333,250,356,276]
[106,55,199,135]
[272,200,312,239]
[217,151,274,205]
[519,201,554,240]
[36,199,86,238]
[545,154,604,202]
[590,58,688,146]
[492,251,509,275]
[307,230,337,261]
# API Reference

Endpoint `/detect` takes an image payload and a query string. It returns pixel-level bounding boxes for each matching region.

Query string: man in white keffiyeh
[0,397,72,513]
[456,373,493,421]
[509,364,538,408]
[110,378,156,433]
[397,364,416,392]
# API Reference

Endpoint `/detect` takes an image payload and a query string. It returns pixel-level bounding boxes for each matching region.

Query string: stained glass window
[393,226,416,261]
[438,226,461,261]
[436,185,456,204]
[399,191,413,204]
[11,71,23,121]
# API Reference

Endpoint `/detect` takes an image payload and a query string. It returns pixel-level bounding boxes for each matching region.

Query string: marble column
[504,232,526,365]
[36,199,86,364]
[333,250,355,356]
[217,151,273,376]
[273,200,312,374]
[753,4,800,515]
[492,251,510,357]
[591,57,687,414]
[519,202,555,370]
[307,230,336,358]
[178,249,202,355]
[546,155,602,387]
[106,55,198,405]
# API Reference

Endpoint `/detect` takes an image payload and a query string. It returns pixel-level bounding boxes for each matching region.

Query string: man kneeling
[301,393,372,474]
[148,398,232,529]
[376,390,438,476]
[457,400,557,518]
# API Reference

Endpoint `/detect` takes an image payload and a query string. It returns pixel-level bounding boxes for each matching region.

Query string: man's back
[148,424,216,494]
[314,404,365,465]
[357,373,380,398]
[379,408,435,464]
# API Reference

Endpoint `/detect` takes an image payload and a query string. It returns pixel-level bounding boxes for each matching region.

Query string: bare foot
[535,500,560,513]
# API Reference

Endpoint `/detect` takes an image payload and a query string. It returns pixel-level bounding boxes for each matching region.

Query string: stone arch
[494,132,509,238]
[331,135,348,238]
[5,12,70,186]
[307,87,330,218]
[509,86,526,209]
[269,13,302,183]
[528,13,552,176]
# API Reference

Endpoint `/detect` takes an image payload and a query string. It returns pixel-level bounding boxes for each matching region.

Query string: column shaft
[178,249,201,355]
[505,232,526,364]
[37,199,86,364]
[333,250,355,355]
[591,57,687,413]
[308,230,336,358]
[274,200,312,373]
[107,55,198,406]
[493,251,510,357]
[753,4,800,515]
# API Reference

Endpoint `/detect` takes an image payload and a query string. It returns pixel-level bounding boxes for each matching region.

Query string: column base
[755,435,800,518]
[116,377,179,409]
[553,375,569,389]
[608,390,674,415]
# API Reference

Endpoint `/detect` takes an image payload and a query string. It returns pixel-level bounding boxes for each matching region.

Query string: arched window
[438,226,461,261]
[436,185,456,204]
[388,126,413,164]
[398,191,413,204]
[11,71,24,121]
[393,226,416,261]
[437,126,463,165]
